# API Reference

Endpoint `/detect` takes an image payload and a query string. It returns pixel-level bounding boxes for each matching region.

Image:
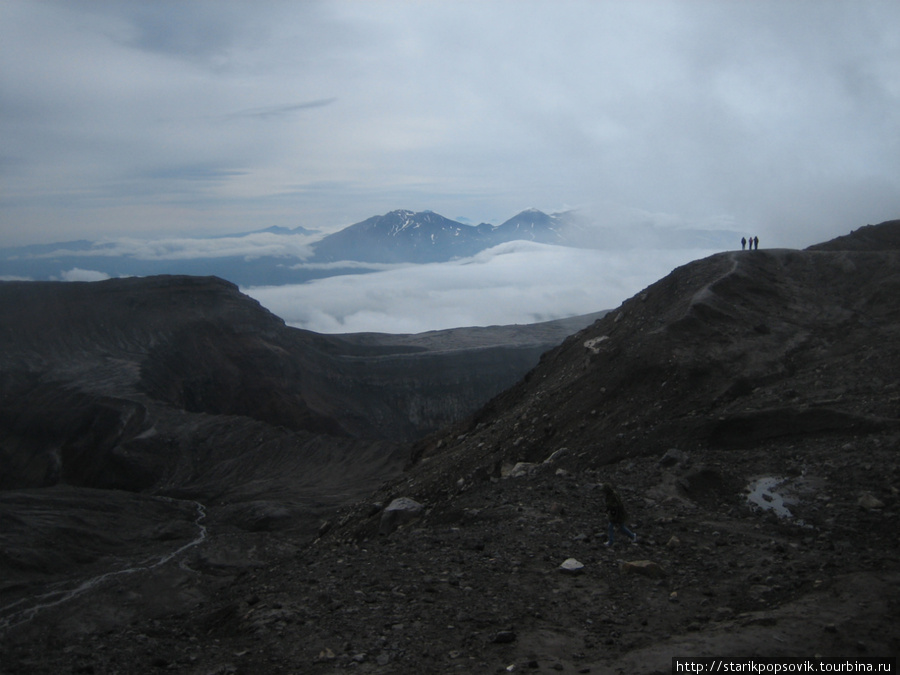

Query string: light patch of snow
[745,477,795,518]
[584,336,609,354]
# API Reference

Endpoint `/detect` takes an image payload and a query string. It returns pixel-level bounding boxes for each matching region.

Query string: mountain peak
[310,208,575,264]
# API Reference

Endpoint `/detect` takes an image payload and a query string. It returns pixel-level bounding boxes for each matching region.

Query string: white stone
[559,558,585,574]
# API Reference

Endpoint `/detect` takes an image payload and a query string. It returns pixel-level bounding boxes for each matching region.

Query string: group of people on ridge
[741,236,759,250]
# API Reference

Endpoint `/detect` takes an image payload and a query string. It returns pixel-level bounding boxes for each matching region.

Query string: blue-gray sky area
[1,0,899,248]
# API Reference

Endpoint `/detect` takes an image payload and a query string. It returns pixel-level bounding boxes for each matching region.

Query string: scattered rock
[315,648,336,662]
[379,497,425,535]
[204,664,237,675]
[543,447,570,464]
[492,630,517,644]
[620,560,665,578]
[504,462,539,478]
[857,493,884,510]
[659,448,689,468]
[559,558,585,574]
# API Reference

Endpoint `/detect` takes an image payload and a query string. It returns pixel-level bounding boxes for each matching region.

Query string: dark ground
[1,221,899,673]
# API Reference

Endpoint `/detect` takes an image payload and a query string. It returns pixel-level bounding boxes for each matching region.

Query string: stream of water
[0,498,208,633]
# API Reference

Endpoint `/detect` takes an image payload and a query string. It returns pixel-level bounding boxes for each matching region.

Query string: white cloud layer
[60,268,111,282]
[39,232,315,261]
[1,1,899,249]
[245,242,715,334]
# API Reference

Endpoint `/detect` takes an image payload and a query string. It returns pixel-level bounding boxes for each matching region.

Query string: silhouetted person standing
[741,237,747,250]
[603,483,637,546]
[754,236,759,250]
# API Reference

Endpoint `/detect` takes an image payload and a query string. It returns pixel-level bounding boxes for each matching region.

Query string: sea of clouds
[245,241,717,334]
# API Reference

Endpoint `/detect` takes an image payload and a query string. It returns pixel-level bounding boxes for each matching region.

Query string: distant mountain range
[310,208,572,264]
[0,208,738,286]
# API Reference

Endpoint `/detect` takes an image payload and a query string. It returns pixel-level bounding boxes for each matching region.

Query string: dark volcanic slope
[0,275,595,650]
[2,223,899,674]
[316,224,900,669]
[0,275,596,493]
[807,219,900,252]
[0,275,367,494]
[89,221,894,675]
[367,225,900,539]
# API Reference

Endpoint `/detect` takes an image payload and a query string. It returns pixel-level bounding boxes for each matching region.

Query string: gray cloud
[1,0,898,252]
[118,4,240,61]
[140,164,248,182]
[224,99,339,120]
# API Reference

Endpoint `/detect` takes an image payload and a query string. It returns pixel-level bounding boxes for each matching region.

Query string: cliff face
[0,275,593,495]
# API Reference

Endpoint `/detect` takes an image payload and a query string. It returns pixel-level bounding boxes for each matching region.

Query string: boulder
[857,493,884,510]
[379,497,424,535]
[558,558,585,574]
[503,462,539,478]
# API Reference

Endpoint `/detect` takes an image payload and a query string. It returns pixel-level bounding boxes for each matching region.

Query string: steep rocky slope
[0,276,400,648]
[0,275,595,659]
[2,222,899,673]
[321,224,900,672]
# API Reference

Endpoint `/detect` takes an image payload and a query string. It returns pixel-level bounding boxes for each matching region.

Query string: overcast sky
[2,0,898,249]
